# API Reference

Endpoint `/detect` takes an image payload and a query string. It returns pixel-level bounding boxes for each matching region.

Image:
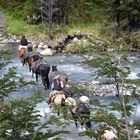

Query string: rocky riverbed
[1,33,140,98]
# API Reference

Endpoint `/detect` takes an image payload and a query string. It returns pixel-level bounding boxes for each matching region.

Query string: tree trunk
[113,0,120,26]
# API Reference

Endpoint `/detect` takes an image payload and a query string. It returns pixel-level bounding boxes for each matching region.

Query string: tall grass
[6,17,103,38]
[6,16,46,38]
[64,22,102,35]
[1,8,104,39]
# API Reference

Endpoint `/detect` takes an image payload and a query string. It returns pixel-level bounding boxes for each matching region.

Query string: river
[3,49,140,139]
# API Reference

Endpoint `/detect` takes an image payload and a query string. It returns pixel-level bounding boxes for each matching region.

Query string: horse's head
[51,65,57,71]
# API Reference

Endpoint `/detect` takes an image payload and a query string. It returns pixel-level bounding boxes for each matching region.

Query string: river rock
[42,44,48,49]
[38,42,44,48]
[73,37,79,41]
[40,48,54,56]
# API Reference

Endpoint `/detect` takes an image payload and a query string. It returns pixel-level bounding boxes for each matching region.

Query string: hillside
[0,0,139,51]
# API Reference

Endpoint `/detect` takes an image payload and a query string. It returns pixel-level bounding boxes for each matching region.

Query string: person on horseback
[47,74,66,115]
[47,74,65,106]
[18,35,29,51]
[51,74,64,91]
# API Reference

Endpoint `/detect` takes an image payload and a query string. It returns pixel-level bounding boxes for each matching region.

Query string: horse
[34,62,50,90]
[49,65,68,90]
[18,46,33,66]
[25,54,43,72]
[47,90,66,115]
[18,48,28,66]
[30,59,42,77]
[65,96,91,130]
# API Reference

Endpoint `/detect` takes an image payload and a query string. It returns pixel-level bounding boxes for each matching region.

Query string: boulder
[40,48,54,56]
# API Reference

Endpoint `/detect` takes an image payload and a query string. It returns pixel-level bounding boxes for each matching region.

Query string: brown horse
[26,54,43,72]
[18,46,33,66]
[18,48,28,66]
[49,66,68,90]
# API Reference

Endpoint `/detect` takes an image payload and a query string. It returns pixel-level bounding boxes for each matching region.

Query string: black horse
[71,102,91,130]
[35,62,50,90]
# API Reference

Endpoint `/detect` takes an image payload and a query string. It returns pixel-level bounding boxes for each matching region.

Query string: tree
[0,50,70,139]
[84,49,140,139]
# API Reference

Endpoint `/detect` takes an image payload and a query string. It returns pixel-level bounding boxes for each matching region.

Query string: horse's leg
[29,66,31,72]
[27,60,31,72]
[28,63,32,72]
[45,73,50,89]
[57,109,60,116]
[41,76,47,90]
[86,121,91,128]
[80,122,84,129]
[85,115,91,128]
[22,58,26,66]
[32,71,34,78]
[72,113,78,128]
[75,120,78,128]
[36,73,38,82]
[42,74,49,90]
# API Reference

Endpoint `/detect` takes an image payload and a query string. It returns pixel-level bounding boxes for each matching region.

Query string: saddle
[24,51,32,60]
[48,90,65,105]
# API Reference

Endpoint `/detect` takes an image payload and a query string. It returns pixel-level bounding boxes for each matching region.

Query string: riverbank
[1,35,140,97]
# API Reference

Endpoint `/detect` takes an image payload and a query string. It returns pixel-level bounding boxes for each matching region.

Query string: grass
[6,16,45,38]
[0,5,105,39]
[4,13,103,39]
[63,22,102,35]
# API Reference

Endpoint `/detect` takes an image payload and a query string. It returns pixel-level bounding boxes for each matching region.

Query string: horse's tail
[61,97,66,106]
[44,64,51,89]
[44,64,50,79]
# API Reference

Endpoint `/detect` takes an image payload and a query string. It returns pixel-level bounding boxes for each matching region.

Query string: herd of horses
[18,46,91,130]
[18,46,117,140]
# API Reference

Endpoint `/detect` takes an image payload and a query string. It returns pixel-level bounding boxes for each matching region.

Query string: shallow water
[3,52,140,139]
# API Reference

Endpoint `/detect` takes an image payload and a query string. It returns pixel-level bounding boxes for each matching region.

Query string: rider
[51,74,64,91]
[47,74,64,104]
[18,35,29,51]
